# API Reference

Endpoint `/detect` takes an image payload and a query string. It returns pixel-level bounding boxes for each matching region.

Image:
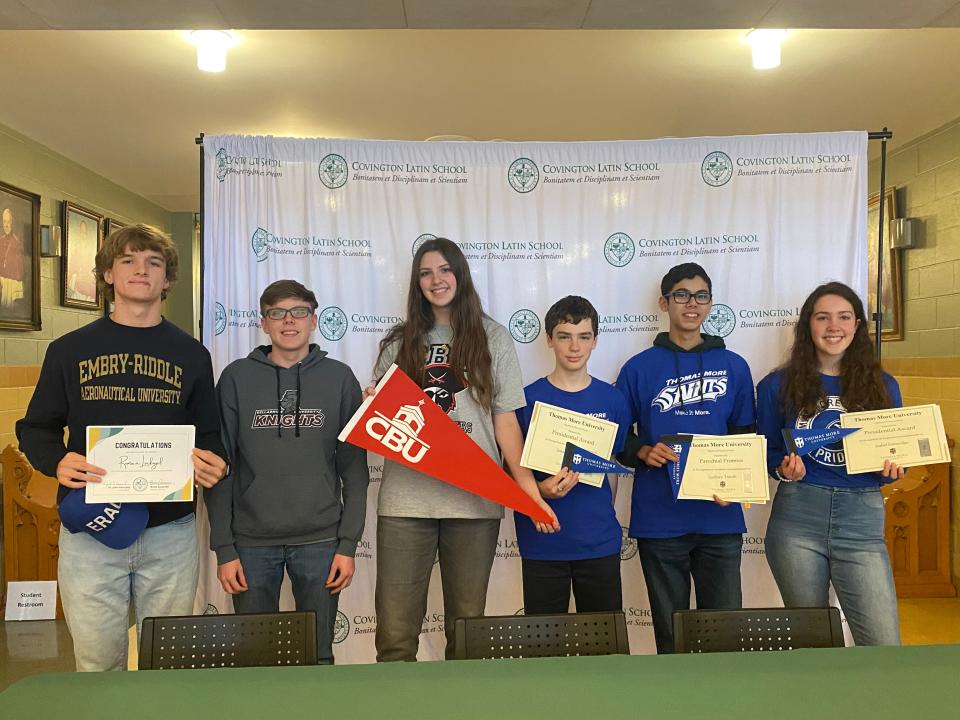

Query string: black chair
[672,607,845,653]
[453,611,629,660]
[139,610,318,669]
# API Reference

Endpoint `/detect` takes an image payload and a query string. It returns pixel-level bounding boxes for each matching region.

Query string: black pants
[521,553,622,614]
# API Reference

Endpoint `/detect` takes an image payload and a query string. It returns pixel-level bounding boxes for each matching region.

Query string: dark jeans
[233,540,339,664]
[375,516,500,662]
[521,554,622,614]
[637,533,743,654]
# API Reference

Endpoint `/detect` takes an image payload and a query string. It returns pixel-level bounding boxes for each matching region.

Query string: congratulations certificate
[85,425,195,503]
[840,404,950,474]
[674,435,770,503]
[520,402,620,487]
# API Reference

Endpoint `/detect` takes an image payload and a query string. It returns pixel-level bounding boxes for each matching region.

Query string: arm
[493,411,559,532]
[189,350,228,488]
[206,369,240,565]
[16,345,70,478]
[334,371,369,559]
[756,373,805,482]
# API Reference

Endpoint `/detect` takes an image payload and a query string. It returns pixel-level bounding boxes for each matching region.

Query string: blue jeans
[765,481,900,646]
[636,533,743,654]
[57,513,198,671]
[233,541,339,664]
[375,517,500,662]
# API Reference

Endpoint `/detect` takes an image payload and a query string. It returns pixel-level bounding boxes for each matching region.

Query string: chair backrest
[139,611,318,669]
[453,611,629,660]
[672,607,845,653]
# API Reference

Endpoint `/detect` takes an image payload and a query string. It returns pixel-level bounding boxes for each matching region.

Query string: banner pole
[196,133,205,341]
[872,128,890,359]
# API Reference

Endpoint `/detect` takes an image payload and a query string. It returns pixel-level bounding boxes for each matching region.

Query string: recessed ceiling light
[745,29,788,70]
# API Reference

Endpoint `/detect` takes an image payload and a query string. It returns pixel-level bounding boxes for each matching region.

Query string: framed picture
[62,202,103,310]
[105,217,126,239]
[866,187,902,341]
[0,180,41,330]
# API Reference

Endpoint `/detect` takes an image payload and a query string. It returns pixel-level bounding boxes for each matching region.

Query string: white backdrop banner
[201,132,868,660]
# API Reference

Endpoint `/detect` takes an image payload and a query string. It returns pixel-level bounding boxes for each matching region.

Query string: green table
[2,644,956,719]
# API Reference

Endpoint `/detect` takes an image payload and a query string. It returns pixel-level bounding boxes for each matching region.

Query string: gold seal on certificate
[669,434,770,503]
[520,402,620,487]
[85,425,196,503]
[840,404,950,474]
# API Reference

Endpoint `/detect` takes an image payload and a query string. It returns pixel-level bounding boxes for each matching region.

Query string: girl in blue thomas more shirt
[756,281,903,646]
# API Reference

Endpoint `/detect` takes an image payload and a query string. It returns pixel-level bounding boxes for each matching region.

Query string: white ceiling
[0,3,958,212]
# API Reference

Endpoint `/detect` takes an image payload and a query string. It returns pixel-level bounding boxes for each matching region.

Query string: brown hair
[95,224,179,302]
[259,279,318,314]
[779,281,891,417]
[376,237,494,410]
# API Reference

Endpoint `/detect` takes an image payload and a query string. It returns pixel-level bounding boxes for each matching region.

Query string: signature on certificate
[118,455,165,470]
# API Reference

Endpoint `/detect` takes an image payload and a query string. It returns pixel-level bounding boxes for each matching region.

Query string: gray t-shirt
[373,317,525,519]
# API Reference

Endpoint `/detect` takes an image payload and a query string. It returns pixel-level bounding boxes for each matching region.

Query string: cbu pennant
[338,364,553,524]
[782,427,860,456]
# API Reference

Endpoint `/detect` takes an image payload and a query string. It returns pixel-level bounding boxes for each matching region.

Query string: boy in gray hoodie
[206,280,368,663]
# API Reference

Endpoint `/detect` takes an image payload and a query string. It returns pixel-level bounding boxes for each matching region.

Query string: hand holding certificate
[664,434,770,504]
[840,404,950,474]
[85,425,196,503]
[520,402,621,488]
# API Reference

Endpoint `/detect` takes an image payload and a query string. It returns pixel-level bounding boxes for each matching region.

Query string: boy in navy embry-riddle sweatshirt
[615,263,755,654]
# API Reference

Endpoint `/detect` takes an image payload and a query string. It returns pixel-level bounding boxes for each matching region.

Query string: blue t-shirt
[615,337,755,538]
[756,369,903,489]
[514,377,631,561]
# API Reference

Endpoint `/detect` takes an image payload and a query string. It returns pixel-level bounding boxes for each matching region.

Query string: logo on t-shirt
[423,343,465,414]
[251,390,326,429]
[796,395,846,467]
[652,371,728,413]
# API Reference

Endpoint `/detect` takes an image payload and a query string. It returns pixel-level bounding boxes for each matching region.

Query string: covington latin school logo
[701,151,733,187]
[509,309,541,343]
[702,303,736,337]
[366,400,430,464]
[652,373,729,412]
[508,158,539,193]
[214,302,227,336]
[318,306,348,341]
[413,233,436,256]
[251,228,270,262]
[319,153,348,189]
[333,611,350,643]
[604,232,635,268]
[215,148,229,182]
[620,526,638,561]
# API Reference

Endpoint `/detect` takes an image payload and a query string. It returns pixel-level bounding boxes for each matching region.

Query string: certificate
[85,425,195,503]
[520,402,621,487]
[667,434,770,503]
[840,404,950,474]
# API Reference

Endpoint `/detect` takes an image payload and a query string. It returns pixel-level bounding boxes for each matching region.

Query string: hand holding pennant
[339,364,554,524]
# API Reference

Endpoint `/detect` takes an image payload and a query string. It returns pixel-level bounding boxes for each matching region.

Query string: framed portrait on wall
[0,180,41,330]
[62,202,103,310]
[102,218,126,316]
[866,187,902,341]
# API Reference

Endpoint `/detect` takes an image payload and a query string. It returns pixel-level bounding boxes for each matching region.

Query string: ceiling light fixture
[189,30,234,73]
[745,29,787,70]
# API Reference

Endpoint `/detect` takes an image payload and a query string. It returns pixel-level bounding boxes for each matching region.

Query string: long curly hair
[377,238,494,410]
[779,281,891,417]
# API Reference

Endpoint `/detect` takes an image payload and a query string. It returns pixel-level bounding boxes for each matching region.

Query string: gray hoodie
[206,344,368,564]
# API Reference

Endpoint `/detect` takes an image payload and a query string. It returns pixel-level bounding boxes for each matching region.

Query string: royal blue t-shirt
[756,369,903,489]
[514,377,631,561]
[615,335,755,539]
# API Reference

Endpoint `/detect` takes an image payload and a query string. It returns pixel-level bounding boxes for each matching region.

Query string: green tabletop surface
[2,644,957,719]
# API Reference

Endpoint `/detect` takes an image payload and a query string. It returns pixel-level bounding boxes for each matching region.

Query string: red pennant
[339,364,552,524]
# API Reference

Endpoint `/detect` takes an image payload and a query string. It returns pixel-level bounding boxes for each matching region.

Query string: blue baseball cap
[58,489,149,549]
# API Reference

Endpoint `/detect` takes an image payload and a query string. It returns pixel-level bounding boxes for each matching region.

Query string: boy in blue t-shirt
[616,263,756,653]
[515,296,631,614]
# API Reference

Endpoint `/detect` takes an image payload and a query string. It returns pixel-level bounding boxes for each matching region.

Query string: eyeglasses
[262,306,313,320]
[664,290,712,305]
